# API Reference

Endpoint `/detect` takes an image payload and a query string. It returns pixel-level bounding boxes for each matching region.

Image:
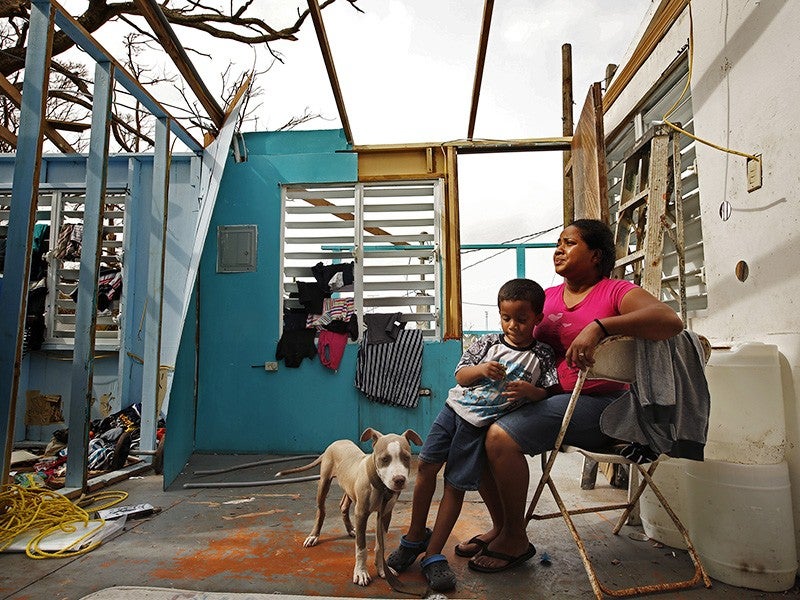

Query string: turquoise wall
[191,129,461,453]
[163,289,198,486]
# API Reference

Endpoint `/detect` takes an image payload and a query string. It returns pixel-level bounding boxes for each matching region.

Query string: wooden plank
[467,0,494,139]
[562,43,575,225]
[571,82,609,222]
[307,0,353,144]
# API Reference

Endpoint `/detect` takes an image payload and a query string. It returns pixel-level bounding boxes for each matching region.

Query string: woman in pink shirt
[462,219,683,573]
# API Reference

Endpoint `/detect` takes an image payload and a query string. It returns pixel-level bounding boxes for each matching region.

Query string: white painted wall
[605,0,800,575]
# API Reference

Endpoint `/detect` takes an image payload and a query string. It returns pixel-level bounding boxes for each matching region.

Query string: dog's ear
[360,428,381,443]
[403,429,423,447]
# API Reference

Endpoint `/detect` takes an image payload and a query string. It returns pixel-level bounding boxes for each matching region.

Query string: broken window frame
[605,52,708,314]
[0,188,126,351]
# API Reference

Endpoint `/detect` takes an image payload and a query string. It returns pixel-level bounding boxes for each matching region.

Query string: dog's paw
[376,562,386,579]
[347,528,355,538]
[353,568,372,586]
[303,535,319,547]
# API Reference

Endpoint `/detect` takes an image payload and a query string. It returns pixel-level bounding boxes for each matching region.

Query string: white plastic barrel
[639,457,689,549]
[703,343,786,464]
[684,459,797,591]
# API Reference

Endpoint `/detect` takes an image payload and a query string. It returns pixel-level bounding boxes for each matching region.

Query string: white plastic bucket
[639,457,689,549]
[704,343,786,464]
[684,459,797,591]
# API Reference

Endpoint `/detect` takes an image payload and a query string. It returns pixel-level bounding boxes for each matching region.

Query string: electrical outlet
[264,362,278,371]
[746,155,762,192]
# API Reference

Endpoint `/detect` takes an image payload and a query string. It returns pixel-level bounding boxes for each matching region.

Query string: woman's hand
[565,321,606,371]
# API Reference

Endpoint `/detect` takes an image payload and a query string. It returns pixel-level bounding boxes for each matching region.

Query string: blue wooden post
[516,246,526,278]
[0,0,54,483]
[140,118,170,457]
[65,60,113,490]
[117,158,142,410]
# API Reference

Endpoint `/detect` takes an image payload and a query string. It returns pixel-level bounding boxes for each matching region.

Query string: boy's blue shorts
[419,404,487,491]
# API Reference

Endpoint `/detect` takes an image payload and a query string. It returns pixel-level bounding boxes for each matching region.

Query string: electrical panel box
[217,224,257,273]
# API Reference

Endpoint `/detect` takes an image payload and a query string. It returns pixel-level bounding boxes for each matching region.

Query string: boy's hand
[482,361,507,381]
[502,381,546,403]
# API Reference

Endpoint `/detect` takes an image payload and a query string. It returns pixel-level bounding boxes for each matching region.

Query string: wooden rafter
[467,0,494,140]
[302,197,408,245]
[0,71,77,153]
[307,0,353,145]
[132,0,225,129]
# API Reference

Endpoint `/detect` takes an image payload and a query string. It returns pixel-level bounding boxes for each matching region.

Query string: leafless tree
[0,0,363,152]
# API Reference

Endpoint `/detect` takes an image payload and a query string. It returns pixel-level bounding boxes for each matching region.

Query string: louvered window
[606,55,707,313]
[0,190,125,350]
[282,181,442,340]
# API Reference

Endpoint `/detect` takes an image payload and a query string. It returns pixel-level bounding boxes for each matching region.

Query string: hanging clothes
[363,312,404,345]
[276,329,317,368]
[312,261,354,293]
[355,328,424,408]
[306,297,355,329]
[296,281,328,314]
[318,330,348,371]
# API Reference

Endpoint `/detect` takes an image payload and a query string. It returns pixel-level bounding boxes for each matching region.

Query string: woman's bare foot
[454,529,498,557]
[468,533,532,571]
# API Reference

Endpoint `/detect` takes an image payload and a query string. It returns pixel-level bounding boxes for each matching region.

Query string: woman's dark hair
[497,278,546,313]
[570,219,616,277]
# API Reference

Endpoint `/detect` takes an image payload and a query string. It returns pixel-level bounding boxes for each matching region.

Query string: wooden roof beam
[354,136,572,154]
[467,0,494,140]
[307,0,353,145]
[0,71,77,153]
[132,0,225,129]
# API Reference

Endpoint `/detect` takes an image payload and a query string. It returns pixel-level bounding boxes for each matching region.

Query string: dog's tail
[276,456,322,477]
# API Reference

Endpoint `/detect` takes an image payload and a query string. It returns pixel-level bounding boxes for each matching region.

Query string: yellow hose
[0,484,128,559]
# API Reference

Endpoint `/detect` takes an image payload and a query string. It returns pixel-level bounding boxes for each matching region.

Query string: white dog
[277,428,423,586]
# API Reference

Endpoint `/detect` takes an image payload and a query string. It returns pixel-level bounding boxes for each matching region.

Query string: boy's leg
[418,482,463,592]
[425,482,466,556]
[405,459,441,541]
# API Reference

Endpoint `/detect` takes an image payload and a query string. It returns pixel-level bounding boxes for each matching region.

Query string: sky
[66,0,654,331]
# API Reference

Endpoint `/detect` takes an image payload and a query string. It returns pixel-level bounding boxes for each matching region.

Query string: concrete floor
[2,453,798,600]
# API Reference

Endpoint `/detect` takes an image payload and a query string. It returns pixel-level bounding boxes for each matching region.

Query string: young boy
[387,278,558,591]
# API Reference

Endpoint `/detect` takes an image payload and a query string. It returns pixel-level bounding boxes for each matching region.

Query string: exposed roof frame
[0,71,77,153]
[51,0,203,152]
[132,0,225,130]
[307,0,353,145]
[603,0,689,112]
[467,0,494,140]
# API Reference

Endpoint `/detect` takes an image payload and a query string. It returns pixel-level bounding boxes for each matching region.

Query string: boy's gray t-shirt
[447,333,558,427]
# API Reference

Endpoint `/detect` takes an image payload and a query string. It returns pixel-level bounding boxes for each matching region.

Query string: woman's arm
[567,287,683,369]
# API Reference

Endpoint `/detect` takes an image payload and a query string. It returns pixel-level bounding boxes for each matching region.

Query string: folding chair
[525,335,712,599]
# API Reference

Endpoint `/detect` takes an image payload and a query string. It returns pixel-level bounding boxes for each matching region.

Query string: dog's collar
[367,453,396,500]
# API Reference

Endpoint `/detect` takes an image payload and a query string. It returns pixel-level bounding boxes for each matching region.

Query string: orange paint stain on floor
[148,524,423,597]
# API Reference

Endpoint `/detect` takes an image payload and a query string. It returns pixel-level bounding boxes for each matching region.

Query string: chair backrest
[587,333,711,384]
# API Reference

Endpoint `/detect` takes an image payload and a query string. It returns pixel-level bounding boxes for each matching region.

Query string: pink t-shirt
[534,278,638,394]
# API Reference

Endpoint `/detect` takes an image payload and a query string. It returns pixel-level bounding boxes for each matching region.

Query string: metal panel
[217,225,258,273]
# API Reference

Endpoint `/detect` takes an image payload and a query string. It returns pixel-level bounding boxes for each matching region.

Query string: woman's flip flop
[454,535,489,558]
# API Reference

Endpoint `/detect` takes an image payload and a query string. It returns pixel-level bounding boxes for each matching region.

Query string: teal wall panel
[192,129,462,453]
[162,288,198,488]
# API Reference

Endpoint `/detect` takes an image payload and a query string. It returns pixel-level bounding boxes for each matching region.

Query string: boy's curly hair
[497,278,545,313]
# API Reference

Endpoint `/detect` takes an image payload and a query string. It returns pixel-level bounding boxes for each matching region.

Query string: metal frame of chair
[524,335,712,599]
